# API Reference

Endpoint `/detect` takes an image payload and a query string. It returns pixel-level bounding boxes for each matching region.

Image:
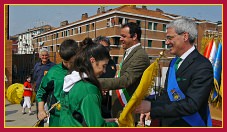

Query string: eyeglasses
[165,34,178,41]
[165,32,185,41]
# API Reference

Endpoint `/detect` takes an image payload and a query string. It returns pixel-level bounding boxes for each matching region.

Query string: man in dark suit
[94,36,117,118]
[99,22,150,119]
[135,18,213,127]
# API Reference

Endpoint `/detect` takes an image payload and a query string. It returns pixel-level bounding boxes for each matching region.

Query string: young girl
[22,75,33,115]
[59,38,118,127]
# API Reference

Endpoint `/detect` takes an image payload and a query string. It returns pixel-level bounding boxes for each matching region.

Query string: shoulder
[135,46,149,56]
[24,81,28,85]
[34,62,41,68]
[47,63,67,75]
[75,81,100,94]
[49,63,62,69]
[189,49,213,69]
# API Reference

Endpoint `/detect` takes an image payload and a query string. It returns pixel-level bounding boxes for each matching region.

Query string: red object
[204,39,214,58]
[212,119,222,127]
[23,81,32,96]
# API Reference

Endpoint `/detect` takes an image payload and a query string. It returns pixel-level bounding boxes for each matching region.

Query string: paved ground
[5,98,222,127]
[5,99,48,127]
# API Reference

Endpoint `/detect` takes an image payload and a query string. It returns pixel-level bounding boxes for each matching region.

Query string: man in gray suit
[135,18,213,127]
[99,22,150,119]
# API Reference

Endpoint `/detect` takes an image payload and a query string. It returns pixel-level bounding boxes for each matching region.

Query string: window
[86,25,89,32]
[56,45,60,52]
[125,18,129,24]
[136,20,141,27]
[114,37,120,46]
[148,22,152,30]
[111,18,115,26]
[119,17,123,25]
[163,24,166,31]
[65,31,67,36]
[148,40,152,47]
[153,23,158,30]
[56,33,58,38]
[78,27,81,34]
[71,29,74,35]
[162,41,166,48]
[107,19,110,27]
[91,23,95,30]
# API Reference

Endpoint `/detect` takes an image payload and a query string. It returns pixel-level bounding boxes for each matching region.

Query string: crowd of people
[21,18,213,127]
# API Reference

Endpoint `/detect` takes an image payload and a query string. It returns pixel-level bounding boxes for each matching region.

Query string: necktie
[118,52,126,77]
[174,58,182,72]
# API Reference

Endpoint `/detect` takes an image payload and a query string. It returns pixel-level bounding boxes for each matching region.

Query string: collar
[179,46,195,60]
[124,43,141,60]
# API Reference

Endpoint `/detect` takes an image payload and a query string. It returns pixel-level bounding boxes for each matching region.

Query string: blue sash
[167,57,212,127]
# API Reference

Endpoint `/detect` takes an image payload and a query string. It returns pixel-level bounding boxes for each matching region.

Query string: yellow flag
[118,58,159,127]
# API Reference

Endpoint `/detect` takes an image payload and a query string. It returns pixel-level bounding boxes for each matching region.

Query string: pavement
[5,98,48,127]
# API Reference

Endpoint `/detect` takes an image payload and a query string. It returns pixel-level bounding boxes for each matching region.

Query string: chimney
[81,13,88,20]
[129,5,136,8]
[97,8,100,14]
[100,6,105,13]
[60,20,68,27]
[156,8,164,13]
[142,5,147,10]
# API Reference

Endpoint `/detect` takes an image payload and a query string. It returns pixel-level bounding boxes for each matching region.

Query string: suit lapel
[177,49,199,76]
[122,46,142,65]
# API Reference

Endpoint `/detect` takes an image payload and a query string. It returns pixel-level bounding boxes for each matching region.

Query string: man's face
[165,27,185,57]
[120,27,134,50]
[39,51,49,64]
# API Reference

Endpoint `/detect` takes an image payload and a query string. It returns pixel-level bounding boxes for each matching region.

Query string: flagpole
[32,101,60,127]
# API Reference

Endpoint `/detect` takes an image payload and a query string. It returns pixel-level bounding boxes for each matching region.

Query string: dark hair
[80,37,95,47]
[94,36,110,46]
[94,36,111,51]
[59,39,78,61]
[25,75,31,82]
[122,22,141,41]
[70,39,110,91]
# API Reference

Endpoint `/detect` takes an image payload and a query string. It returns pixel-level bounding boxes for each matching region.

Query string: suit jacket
[150,49,214,127]
[99,45,150,118]
[99,58,117,118]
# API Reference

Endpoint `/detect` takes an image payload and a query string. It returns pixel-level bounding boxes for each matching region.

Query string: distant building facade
[16,25,53,54]
[32,5,222,65]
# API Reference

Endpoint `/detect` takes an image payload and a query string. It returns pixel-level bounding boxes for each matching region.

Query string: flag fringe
[209,79,222,109]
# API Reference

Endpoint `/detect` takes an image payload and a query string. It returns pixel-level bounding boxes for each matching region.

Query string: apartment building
[32,5,222,65]
[17,25,53,54]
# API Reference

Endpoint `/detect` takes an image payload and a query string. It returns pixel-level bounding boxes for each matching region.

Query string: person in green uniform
[36,39,78,127]
[59,38,118,127]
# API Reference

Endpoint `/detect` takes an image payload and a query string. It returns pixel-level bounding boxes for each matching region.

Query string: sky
[9,5,222,36]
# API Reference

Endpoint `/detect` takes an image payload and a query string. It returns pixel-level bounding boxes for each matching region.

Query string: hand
[134,100,151,114]
[38,110,48,120]
[30,88,33,91]
[102,90,108,95]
